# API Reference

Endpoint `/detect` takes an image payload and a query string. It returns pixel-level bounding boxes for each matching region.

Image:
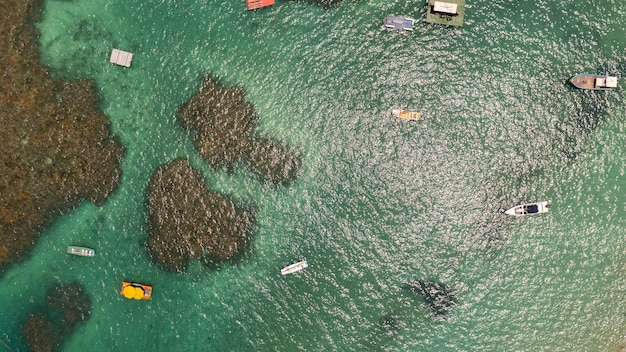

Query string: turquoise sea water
[2,0,626,350]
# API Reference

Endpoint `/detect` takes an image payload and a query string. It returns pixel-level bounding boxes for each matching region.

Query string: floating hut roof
[425,0,465,27]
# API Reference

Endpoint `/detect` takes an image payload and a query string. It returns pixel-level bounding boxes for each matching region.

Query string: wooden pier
[425,0,465,27]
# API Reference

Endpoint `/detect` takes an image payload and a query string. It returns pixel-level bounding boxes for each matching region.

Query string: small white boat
[67,246,95,257]
[392,108,421,121]
[505,201,551,216]
[384,16,415,31]
[281,260,308,275]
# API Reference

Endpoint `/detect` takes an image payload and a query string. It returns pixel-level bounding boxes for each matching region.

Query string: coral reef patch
[404,279,456,318]
[178,75,302,185]
[20,282,91,352]
[0,0,124,274]
[146,158,253,272]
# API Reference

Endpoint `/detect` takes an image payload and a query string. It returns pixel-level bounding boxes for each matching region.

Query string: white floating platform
[110,49,133,67]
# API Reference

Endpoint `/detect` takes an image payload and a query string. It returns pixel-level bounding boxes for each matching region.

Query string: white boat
[281,260,308,275]
[505,201,551,216]
[384,16,415,31]
[67,246,95,257]
[392,108,421,121]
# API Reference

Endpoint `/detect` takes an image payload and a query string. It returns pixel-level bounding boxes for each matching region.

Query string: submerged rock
[20,282,91,352]
[0,0,124,275]
[46,282,91,333]
[405,280,456,318]
[179,74,302,185]
[20,312,57,352]
[146,158,253,272]
[361,313,400,350]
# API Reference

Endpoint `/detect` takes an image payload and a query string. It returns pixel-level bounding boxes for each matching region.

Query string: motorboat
[505,201,551,216]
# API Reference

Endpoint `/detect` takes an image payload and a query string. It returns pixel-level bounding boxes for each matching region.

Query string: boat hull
[121,282,153,300]
[281,260,308,275]
[570,74,617,90]
[247,0,274,10]
[392,108,421,121]
[384,16,415,31]
[505,201,550,216]
[67,246,95,257]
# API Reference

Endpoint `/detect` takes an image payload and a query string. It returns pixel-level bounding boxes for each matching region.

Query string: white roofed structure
[433,1,458,14]
[110,49,133,67]
[605,76,618,88]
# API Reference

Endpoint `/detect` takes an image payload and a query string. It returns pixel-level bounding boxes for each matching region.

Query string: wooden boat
[505,201,550,216]
[384,16,415,31]
[570,74,618,90]
[67,246,95,257]
[247,0,274,10]
[281,260,308,275]
[392,108,421,121]
[120,282,153,300]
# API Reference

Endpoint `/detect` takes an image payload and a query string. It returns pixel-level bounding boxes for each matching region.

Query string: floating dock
[425,0,465,27]
[110,49,133,67]
[247,0,274,10]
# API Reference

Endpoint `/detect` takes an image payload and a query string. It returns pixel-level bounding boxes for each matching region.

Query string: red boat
[247,0,274,10]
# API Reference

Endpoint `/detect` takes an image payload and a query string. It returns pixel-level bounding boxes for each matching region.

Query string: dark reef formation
[361,313,401,350]
[146,158,253,272]
[20,282,91,352]
[405,280,456,318]
[0,0,124,273]
[178,75,302,185]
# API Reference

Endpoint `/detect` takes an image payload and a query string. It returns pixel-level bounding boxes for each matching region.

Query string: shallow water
[2,0,626,351]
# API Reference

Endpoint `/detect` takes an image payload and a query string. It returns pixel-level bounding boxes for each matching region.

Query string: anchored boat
[505,201,551,216]
[384,16,415,31]
[281,260,308,275]
[570,74,618,90]
[247,0,274,10]
[392,108,421,121]
[120,282,153,300]
[67,246,95,257]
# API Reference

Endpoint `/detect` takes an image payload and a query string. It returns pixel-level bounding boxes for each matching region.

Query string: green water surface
[2,0,626,351]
